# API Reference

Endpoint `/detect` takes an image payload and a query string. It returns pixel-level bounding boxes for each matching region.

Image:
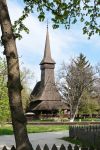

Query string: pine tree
[58,53,94,122]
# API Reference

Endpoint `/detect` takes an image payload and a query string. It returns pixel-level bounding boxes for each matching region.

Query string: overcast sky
[0,0,100,89]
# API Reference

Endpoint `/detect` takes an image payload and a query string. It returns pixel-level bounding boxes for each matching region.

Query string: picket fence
[69,125,100,147]
[1,144,96,150]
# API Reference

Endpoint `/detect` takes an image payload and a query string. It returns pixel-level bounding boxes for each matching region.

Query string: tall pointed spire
[29,23,68,115]
[40,25,55,65]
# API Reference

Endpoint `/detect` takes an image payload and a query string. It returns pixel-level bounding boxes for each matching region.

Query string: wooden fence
[1,144,96,150]
[69,125,100,148]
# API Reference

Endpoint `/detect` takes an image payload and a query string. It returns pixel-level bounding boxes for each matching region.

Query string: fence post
[52,144,58,150]
[36,144,41,150]
[74,145,79,150]
[2,146,7,150]
[44,144,49,150]
[11,145,16,150]
[68,144,73,150]
[60,144,66,150]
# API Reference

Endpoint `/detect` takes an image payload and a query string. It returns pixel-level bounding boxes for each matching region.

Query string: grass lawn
[0,124,68,135]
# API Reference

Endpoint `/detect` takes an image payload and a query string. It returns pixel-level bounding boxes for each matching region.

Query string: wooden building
[28,27,68,115]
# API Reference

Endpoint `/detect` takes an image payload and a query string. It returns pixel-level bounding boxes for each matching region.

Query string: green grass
[75,118,100,122]
[0,125,13,135]
[0,124,68,135]
[27,125,68,133]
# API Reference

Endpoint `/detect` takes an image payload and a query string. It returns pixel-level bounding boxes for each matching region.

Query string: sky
[0,0,100,89]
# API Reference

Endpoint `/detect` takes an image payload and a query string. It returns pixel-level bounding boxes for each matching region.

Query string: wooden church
[28,27,68,115]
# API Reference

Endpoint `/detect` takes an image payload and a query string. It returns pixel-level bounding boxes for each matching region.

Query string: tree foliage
[20,67,34,112]
[94,63,100,99]
[57,53,94,121]
[13,0,100,39]
[0,57,33,123]
[0,57,10,125]
[79,90,100,116]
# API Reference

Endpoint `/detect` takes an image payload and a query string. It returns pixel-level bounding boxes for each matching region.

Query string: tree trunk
[70,97,82,122]
[69,103,76,122]
[0,1,33,149]
[70,109,77,122]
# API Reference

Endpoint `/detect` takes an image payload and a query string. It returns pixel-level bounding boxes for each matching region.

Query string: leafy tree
[93,63,100,101]
[79,90,100,116]
[13,0,100,39]
[0,0,99,149]
[85,63,100,115]
[57,53,94,122]
[0,57,10,125]
[0,57,33,124]
[20,67,34,112]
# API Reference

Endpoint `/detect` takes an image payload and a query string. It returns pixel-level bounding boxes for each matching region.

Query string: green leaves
[79,90,100,115]
[13,0,100,39]
[13,2,34,39]
[38,12,45,21]
[0,57,11,125]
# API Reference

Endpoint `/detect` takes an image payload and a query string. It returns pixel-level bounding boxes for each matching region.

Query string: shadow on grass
[60,137,96,149]
[61,137,82,145]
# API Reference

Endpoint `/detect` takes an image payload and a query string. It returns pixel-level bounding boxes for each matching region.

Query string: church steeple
[40,26,55,65]
[40,26,55,86]
[29,25,67,114]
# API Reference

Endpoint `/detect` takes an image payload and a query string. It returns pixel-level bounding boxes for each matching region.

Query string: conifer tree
[58,53,94,122]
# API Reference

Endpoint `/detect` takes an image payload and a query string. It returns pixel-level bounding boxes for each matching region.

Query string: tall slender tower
[29,27,67,114]
[40,26,55,86]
